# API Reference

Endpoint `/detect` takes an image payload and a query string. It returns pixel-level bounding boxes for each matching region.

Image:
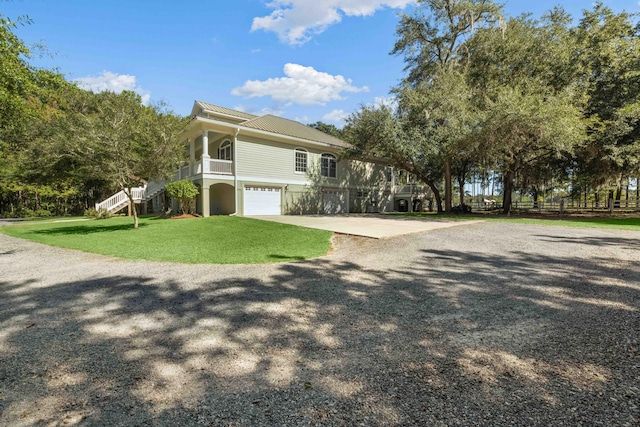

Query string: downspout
[233,128,240,215]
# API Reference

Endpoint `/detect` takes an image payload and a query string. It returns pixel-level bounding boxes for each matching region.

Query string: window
[294,148,308,173]
[219,140,232,160]
[386,165,393,183]
[321,153,337,178]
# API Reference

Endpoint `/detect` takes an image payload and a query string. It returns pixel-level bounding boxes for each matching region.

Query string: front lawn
[0,216,89,224]
[0,216,333,264]
[394,213,640,231]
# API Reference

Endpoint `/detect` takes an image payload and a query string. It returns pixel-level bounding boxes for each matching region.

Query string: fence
[468,197,640,213]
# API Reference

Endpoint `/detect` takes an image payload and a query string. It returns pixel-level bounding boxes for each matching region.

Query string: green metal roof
[193,101,350,148]
[240,115,350,148]
[195,101,258,121]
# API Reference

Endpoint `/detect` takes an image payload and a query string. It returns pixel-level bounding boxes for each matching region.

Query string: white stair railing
[144,180,168,200]
[95,186,146,213]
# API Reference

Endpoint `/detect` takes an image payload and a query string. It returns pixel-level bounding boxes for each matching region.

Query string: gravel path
[0,222,639,426]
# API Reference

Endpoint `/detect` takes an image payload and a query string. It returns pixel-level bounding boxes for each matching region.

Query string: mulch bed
[170,213,201,219]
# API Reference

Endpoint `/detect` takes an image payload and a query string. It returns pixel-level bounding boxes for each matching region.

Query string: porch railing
[174,165,190,180]
[394,184,431,194]
[208,159,233,175]
[175,159,233,179]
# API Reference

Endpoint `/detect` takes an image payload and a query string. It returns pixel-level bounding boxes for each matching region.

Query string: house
[98,101,432,216]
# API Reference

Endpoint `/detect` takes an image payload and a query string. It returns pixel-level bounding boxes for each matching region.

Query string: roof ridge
[196,101,258,119]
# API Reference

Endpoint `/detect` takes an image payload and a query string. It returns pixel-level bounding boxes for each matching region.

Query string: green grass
[0,216,333,264]
[393,212,640,231]
[1,215,89,224]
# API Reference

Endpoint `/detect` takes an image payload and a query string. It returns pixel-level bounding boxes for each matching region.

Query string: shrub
[34,209,53,217]
[451,204,472,214]
[165,180,199,214]
[85,207,112,219]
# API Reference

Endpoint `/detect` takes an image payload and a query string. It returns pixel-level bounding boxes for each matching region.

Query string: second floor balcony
[175,158,233,180]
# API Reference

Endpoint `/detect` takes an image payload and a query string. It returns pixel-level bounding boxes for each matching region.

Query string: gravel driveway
[0,222,639,426]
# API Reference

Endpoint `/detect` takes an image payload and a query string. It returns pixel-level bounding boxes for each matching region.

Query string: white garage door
[244,186,281,215]
[323,190,348,214]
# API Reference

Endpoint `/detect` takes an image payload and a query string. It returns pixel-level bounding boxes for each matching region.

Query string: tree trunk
[416,172,443,214]
[584,188,588,209]
[625,181,629,207]
[532,187,538,209]
[125,190,139,229]
[502,169,514,215]
[444,158,452,213]
[427,182,443,214]
[615,175,622,201]
[132,200,139,229]
[491,171,495,197]
[457,174,465,207]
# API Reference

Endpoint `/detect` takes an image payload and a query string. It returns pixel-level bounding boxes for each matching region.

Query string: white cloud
[231,63,368,106]
[252,0,415,45]
[323,109,348,124]
[374,95,397,108]
[75,71,151,105]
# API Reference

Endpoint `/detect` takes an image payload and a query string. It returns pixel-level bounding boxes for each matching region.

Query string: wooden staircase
[95,186,146,214]
[95,181,169,214]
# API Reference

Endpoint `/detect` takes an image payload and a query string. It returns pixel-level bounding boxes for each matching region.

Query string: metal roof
[193,100,351,148]
[195,101,258,121]
[240,115,350,148]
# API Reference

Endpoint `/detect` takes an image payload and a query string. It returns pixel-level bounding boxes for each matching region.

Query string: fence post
[560,199,564,214]
[609,198,614,214]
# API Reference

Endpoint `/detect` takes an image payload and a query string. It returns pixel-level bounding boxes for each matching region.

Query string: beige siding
[236,136,347,183]
[281,183,322,215]
[235,136,389,186]
[236,136,297,180]
[341,159,389,188]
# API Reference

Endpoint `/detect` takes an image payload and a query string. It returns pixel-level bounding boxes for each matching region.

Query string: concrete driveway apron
[247,214,482,238]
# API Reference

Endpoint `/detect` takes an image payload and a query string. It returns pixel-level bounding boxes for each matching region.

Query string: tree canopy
[3,3,640,218]
[0,14,186,222]
[345,1,636,214]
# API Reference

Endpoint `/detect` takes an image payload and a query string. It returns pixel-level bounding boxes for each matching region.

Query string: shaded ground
[0,222,638,426]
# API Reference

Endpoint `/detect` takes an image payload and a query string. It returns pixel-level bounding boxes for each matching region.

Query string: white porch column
[189,138,195,175]
[201,182,210,217]
[233,128,239,215]
[202,130,210,173]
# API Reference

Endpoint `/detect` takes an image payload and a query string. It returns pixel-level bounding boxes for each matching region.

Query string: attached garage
[323,189,348,214]
[244,186,282,215]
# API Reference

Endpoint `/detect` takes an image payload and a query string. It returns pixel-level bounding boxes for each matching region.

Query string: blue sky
[3,0,639,126]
